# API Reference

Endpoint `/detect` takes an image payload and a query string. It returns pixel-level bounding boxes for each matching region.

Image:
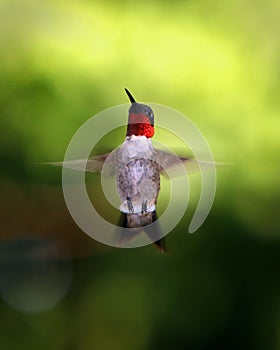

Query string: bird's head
[125,88,155,138]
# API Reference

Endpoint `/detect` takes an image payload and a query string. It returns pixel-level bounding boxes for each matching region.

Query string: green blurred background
[0,0,279,349]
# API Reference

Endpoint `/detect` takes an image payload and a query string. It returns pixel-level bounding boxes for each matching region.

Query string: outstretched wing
[154,150,222,177]
[45,151,117,176]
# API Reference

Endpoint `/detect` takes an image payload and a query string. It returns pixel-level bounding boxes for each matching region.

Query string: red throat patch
[126,113,154,138]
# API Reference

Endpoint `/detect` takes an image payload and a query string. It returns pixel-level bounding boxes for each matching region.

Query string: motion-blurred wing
[46,152,116,176]
[155,150,221,177]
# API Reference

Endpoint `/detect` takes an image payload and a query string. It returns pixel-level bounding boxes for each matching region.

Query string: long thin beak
[124,88,136,103]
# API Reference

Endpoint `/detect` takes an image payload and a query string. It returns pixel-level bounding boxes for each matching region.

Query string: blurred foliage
[0,0,279,349]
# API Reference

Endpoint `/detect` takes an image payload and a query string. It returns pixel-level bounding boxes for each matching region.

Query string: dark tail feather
[117,211,166,253]
[150,211,166,253]
[153,235,166,253]
[118,212,128,228]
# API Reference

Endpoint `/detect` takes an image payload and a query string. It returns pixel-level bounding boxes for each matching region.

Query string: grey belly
[116,158,160,213]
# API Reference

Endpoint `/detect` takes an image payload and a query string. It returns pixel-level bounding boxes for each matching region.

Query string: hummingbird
[50,89,217,253]
[113,88,163,251]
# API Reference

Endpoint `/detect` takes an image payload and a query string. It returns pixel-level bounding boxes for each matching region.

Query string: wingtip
[39,161,63,167]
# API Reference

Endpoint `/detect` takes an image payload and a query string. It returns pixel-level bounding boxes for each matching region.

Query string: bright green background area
[0,0,279,349]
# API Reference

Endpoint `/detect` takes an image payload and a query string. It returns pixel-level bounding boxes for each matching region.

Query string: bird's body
[114,135,162,249]
[116,135,160,215]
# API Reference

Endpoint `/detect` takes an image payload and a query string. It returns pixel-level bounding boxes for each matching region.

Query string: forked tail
[118,211,165,253]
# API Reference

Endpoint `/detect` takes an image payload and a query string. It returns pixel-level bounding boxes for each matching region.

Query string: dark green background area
[0,0,279,349]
